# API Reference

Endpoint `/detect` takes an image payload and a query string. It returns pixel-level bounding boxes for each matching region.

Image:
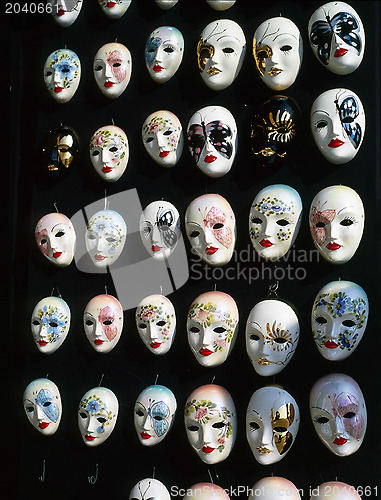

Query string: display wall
[8,1,381,498]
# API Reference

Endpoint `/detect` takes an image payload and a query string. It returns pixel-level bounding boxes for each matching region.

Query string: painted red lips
[57,9,65,16]
[159,151,170,158]
[104,81,115,88]
[39,340,48,347]
[102,166,113,173]
[202,446,215,453]
[54,86,64,93]
[205,246,218,255]
[204,155,217,163]
[106,1,116,7]
[199,348,213,356]
[326,242,341,251]
[153,65,164,72]
[141,432,151,440]
[39,422,49,429]
[150,342,162,349]
[85,434,95,441]
[259,239,273,248]
[328,138,344,148]
[333,437,348,446]
[94,339,104,345]
[334,48,348,58]
[152,245,162,252]
[324,340,338,349]
[53,251,62,258]
[94,254,106,261]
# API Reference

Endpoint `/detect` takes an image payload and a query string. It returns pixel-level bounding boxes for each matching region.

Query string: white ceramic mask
[197,19,246,91]
[83,294,124,353]
[311,88,365,164]
[310,481,362,500]
[93,43,132,99]
[31,296,71,354]
[310,373,366,456]
[98,0,131,19]
[185,194,236,266]
[187,106,238,177]
[184,384,236,464]
[142,111,183,167]
[249,184,302,261]
[85,209,127,267]
[43,48,80,103]
[49,0,83,27]
[129,479,171,500]
[246,386,300,465]
[206,1,236,10]
[309,185,364,264]
[253,17,303,91]
[308,1,365,75]
[187,291,239,367]
[246,300,299,377]
[312,281,368,361]
[183,484,231,500]
[136,294,176,355]
[23,378,62,436]
[249,477,301,500]
[35,212,76,267]
[145,26,184,84]
[90,125,129,182]
[134,385,177,446]
[78,387,118,446]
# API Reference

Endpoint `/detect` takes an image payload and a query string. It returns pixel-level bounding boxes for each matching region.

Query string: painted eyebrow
[337,206,354,215]
[311,110,330,117]
[272,33,298,42]
[215,34,241,43]
[248,321,262,329]
[52,223,65,231]
[187,222,202,228]
[247,409,263,420]
[311,406,331,414]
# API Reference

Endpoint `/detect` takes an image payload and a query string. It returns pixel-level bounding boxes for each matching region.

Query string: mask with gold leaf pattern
[42,125,79,177]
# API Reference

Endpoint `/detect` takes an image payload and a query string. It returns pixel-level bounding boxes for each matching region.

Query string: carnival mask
[205,0,236,10]
[253,17,303,91]
[308,1,365,75]
[249,184,302,261]
[136,294,176,355]
[184,384,236,464]
[134,385,177,446]
[78,387,118,446]
[31,296,71,354]
[93,42,132,99]
[185,194,236,266]
[129,479,171,500]
[309,185,364,264]
[310,481,362,500]
[48,0,83,27]
[311,88,365,164]
[183,484,231,500]
[85,209,127,267]
[145,26,184,84]
[197,19,246,91]
[43,48,80,103]
[41,125,79,176]
[90,125,129,182]
[310,373,366,456]
[23,378,62,436]
[187,291,239,367]
[35,212,76,267]
[83,294,124,353]
[98,0,131,19]
[142,111,183,167]
[249,477,301,500]
[246,386,300,465]
[188,106,237,177]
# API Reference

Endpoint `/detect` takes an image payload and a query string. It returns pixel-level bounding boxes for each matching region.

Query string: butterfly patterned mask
[35,212,76,267]
[23,378,62,436]
[48,0,83,27]
[98,0,131,19]
[249,477,301,500]
[145,26,184,84]
[42,125,79,177]
[134,385,177,446]
[308,1,365,75]
[142,111,183,167]
[43,48,81,103]
[93,42,132,99]
[129,478,171,500]
[90,125,129,182]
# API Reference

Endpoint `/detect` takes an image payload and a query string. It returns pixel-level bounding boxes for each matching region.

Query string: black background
[7,0,381,498]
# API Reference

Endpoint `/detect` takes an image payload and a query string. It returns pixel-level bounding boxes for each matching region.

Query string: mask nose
[332,415,346,437]
[151,225,161,245]
[36,405,46,421]
[101,148,112,163]
[261,423,273,447]
[201,327,213,347]
[105,63,113,79]
[142,415,152,431]
[201,424,213,445]
[204,226,215,246]
[156,132,167,149]
[331,117,343,137]
[86,415,98,433]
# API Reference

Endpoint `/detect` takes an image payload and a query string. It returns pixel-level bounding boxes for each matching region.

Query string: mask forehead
[183,484,230,500]
[23,378,62,435]
[129,479,171,500]
[43,48,81,103]
[49,0,83,27]
[42,125,80,175]
[98,0,131,18]
[249,477,301,500]
[136,385,177,413]
[90,125,129,182]
[311,482,362,500]
[206,0,236,10]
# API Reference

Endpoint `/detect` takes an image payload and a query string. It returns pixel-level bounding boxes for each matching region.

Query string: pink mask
[35,212,76,267]
[93,42,132,99]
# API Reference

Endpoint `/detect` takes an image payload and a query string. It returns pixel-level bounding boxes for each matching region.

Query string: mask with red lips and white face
[93,43,132,99]
[310,373,367,456]
[249,477,301,500]
[145,26,184,84]
[49,0,83,27]
[43,48,80,103]
[98,0,131,19]
[185,194,236,266]
[83,294,124,353]
[90,125,129,182]
[23,378,62,436]
[35,212,76,267]
[142,111,183,167]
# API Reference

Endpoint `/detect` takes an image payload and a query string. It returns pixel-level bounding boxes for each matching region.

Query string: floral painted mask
[145,26,184,84]
[129,479,171,500]
[48,0,83,27]
[98,0,131,19]
[246,386,300,465]
[312,281,368,361]
[43,48,80,103]
[310,373,366,456]
[249,477,301,500]
[78,387,118,446]
[136,294,176,355]
[205,0,236,10]
[134,385,177,446]
[83,294,124,353]
[42,125,79,176]
[185,385,236,464]
[187,291,239,367]
[90,125,129,182]
[93,42,132,99]
[35,212,76,267]
[142,111,183,167]
[23,378,62,436]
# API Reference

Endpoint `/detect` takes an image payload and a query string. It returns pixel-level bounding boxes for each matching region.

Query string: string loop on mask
[98,373,105,386]
[88,464,99,484]
[267,280,279,299]
[39,460,46,482]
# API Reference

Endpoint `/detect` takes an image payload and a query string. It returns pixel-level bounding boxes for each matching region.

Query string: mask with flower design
[98,0,131,19]
[48,0,83,28]
[142,111,183,167]
[93,42,132,99]
[184,384,237,464]
[35,212,76,267]
[187,291,239,367]
[312,280,368,361]
[43,48,81,103]
[23,378,62,436]
[78,387,118,446]
[90,125,129,182]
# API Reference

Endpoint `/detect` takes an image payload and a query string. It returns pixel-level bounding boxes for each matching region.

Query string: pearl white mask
[249,184,302,261]
[136,294,176,355]
[309,185,364,264]
[78,387,118,446]
[197,19,246,91]
[246,300,299,377]
[206,1,236,10]
[184,384,236,464]
[83,294,124,353]
[253,17,303,91]
[311,88,365,164]
[145,26,184,84]
[187,106,238,177]
[129,479,171,500]
[35,212,76,267]
[308,1,365,75]
[187,291,239,367]
[246,386,300,465]
[185,194,236,266]
[49,0,83,27]
[183,484,231,500]
[310,373,366,456]
[312,281,368,361]
[23,378,62,436]
[85,209,127,268]
[309,481,362,500]
[31,296,71,354]
[134,385,177,446]
[249,477,301,500]
[90,125,129,182]
[43,48,81,103]
[98,0,131,19]
[93,43,132,99]
[142,111,183,167]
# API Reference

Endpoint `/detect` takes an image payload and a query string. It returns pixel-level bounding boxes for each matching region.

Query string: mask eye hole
[92,150,100,156]
[164,47,174,53]
[213,223,224,230]
[40,238,47,245]
[112,62,121,68]
[109,146,118,153]
[46,70,53,76]
[212,421,226,429]
[43,402,52,407]
[103,320,113,325]
[251,217,262,224]
[189,230,200,238]
[79,412,87,419]
[274,337,287,344]
[146,137,154,143]
[163,130,173,136]
[139,323,147,329]
[49,321,58,328]
[256,50,268,59]
[157,320,166,327]
[280,45,292,52]
[342,320,356,328]
[315,221,326,228]
[189,326,200,333]
[223,47,234,54]
[249,421,260,430]
[273,426,287,432]
[61,68,70,73]
[276,219,289,227]
[32,320,40,326]
[213,327,226,334]
[340,218,354,227]
[106,237,117,243]
[26,406,34,413]
[344,412,356,419]
[55,231,65,237]
[97,417,107,423]
[187,425,199,432]
[85,319,94,326]
[154,415,163,421]
[135,409,144,417]
[316,120,328,129]
[94,65,102,72]
[249,333,260,341]
[315,317,327,325]
[316,416,329,424]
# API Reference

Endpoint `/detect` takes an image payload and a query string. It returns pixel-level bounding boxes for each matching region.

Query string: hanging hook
[88,464,99,485]
[154,374,159,385]
[211,375,215,384]
[267,281,279,299]
[111,118,115,126]
[105,285,108,295]
[53,202,59,213]
[160,285,163,295]
[207,470,213,484]
[104,190,108,210]
[45,373,49,379]
[39,460,46,482]
[98,373,105,386]
[213,283,217,291]
[152,466,156,479]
